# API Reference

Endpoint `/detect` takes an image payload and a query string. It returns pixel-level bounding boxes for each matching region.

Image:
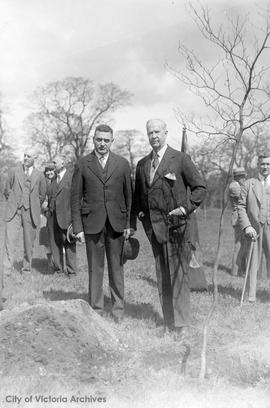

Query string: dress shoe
[21,267,31,273]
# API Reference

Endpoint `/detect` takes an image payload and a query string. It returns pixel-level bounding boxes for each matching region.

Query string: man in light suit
[3,151,46,274]
[228,168,247,276]
[48,155,76,276]
[133,119,207,333]
[71,124,133,321]
[238,154,270,302]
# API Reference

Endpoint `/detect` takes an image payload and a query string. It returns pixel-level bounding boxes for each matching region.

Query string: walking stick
[240,239,255,307]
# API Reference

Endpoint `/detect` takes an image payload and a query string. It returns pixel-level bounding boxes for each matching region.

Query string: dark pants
[150,232,191,328]
[85,219,124,318]
[50,212,76,274]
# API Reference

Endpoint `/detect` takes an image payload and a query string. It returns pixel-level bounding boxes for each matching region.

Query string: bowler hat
[121,237,140,264]
[66,224,77,244]
[233,167,246,177]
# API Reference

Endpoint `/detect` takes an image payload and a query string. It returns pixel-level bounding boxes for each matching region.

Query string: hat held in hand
[121,237,140,264]
[66,224,77,244]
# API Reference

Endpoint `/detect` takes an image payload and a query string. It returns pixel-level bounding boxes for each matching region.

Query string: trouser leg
[51,212,63,271]
[151,233,190,328]
[85,231,105,313]
[65,238,77,275]
[21,207,36,270]
[104,220,124,318]
[168,234,191,327]
[247,234,261,301]
[262,224,270,278]
[4,211,21,270]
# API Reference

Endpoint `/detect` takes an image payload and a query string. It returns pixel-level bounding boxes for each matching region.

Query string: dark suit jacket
[133,146,207,243]
[71,151,133,235]
[4,164,46,227]
[49,168,73,230]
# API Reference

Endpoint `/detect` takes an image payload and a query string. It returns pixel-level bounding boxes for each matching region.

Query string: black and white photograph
[0,1,270,407]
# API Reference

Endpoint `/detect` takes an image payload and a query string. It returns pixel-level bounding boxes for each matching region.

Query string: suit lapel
[30,168,39,191]
[252,178,264,203]
[17,165,25,190]
[150,147,176,187]
[143,153,152,187]
[56,169,68,196]
[105,152,118,182]
[87,151,105,183]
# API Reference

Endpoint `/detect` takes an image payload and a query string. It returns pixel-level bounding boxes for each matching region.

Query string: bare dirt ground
[0,204,270,408]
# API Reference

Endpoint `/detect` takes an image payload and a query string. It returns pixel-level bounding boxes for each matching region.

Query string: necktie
[99,156,106,168]
[57,174,61,184]
[25,168,29,177]
[150,152,159,183]
[152,152,159,169]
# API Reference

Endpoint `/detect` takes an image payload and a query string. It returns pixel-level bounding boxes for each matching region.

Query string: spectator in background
[48,155,76,276]
[228,167,247,276]
[238,154,270,302]
[40,162,56,271]
[3,150,46,274]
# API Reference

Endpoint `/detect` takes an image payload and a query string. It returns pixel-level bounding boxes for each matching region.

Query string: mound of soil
[0,299,122,387]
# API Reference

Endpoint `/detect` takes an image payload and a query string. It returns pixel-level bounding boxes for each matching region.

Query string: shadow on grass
[204,261,231,274]
[208,283,270,303]
[43,290,88,302]
[32,258,54,275]
[43,290,163,324]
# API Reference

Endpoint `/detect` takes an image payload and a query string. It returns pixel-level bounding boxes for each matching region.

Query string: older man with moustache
[133,119,207,333]
[71,124,133,321]
[238,154,270,302]
[3,150,46,274]
[48,155,76,276]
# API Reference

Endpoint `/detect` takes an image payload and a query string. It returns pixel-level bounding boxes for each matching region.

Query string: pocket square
[165,172,176,181]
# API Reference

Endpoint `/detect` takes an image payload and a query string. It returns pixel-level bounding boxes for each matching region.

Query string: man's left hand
[168,206,187,217]
[123,228,135,239]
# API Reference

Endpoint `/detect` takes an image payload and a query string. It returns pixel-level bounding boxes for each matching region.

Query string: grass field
[1,205,270,408]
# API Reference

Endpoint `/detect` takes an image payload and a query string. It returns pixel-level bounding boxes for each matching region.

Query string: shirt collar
[24,165,34,175]
[57,168,66,180]
[95,151,109,161]
[152,144,167,161]
[258,173,270,185]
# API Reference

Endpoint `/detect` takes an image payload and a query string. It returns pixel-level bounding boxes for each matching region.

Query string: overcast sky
[0,0,267,154]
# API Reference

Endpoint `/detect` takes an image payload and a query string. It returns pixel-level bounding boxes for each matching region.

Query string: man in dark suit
[133,119,207,333]
[3,150,47,274]
[48,155,76,276]
[71,124,133,321]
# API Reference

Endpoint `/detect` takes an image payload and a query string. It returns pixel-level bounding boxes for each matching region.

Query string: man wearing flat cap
[228,167,247,276]
[238,154,270,302]
[3,150,46,274]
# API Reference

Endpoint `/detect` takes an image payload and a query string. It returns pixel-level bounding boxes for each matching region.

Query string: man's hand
[123,228,135,240]
[41,200,48,211]
[76,231,85,243]
[168,206,186,217]
[245,226,257,241]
